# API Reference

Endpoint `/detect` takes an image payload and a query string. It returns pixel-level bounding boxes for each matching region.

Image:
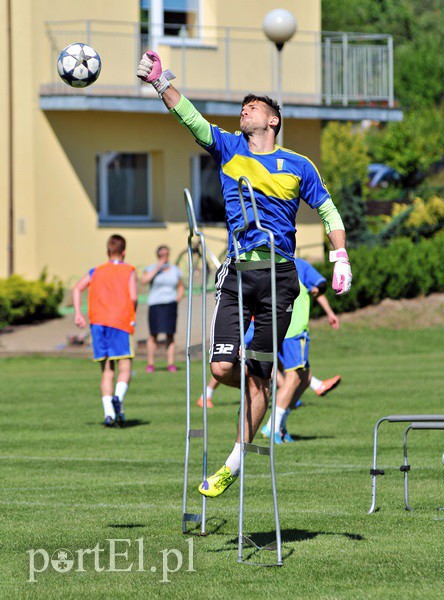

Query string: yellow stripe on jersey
[222,155,301,201]
[284,149,330,195]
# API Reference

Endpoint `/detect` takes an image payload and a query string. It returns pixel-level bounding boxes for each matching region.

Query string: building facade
[0,0,402,284]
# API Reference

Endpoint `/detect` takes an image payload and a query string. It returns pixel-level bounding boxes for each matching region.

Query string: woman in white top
[141,245,184,373]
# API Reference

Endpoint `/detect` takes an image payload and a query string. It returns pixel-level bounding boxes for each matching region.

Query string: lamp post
[263,9,297,147]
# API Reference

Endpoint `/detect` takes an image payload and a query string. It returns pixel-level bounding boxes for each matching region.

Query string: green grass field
[1,324,443,599]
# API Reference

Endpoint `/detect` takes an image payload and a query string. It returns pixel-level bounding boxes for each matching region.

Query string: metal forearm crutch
[182,188,208,535]
[402,422,444,511]
[234,176,282,566]
[368,414,444,514]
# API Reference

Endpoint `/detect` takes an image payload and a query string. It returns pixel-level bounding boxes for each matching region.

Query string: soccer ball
[57,43,101,88]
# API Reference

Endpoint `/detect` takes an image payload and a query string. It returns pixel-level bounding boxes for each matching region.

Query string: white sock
[274,406,287,432]
[281,408,292,431]
[102,396,115,419]
[206,386,214,399]
[225,443,241,476]
[310,375,322,391]
[115,382,128,412]
[266,406,287,432]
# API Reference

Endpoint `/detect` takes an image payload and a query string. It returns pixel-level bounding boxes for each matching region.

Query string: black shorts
[148,302,178,336]
[210,259,299,379]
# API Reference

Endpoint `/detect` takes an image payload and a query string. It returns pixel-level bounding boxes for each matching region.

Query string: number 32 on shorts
[213,343,235,355]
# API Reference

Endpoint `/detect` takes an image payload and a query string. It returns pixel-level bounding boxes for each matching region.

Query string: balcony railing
[42,20,394,107]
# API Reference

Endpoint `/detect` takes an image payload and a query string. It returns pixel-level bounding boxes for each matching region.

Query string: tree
[321,122,372,246]
[321,122,370,206]
[337,183,373,247]
[322,0,444,108]
[366,108,444,187]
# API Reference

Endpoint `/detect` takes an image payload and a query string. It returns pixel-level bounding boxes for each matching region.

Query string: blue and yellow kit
[170,93,343,260]
[201,126,330,260]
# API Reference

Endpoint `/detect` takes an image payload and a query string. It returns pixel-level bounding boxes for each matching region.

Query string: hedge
[310,233,444,317]
[0,273,64,329]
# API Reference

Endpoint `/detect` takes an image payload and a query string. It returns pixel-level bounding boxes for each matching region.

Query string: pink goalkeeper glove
[137,51,175,96]
[330,248,352,295]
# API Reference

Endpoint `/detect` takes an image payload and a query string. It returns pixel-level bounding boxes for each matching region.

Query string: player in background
[261,258,340,443]
[198,370,340,408]
[72,235,138,427]
[137,51,352,498]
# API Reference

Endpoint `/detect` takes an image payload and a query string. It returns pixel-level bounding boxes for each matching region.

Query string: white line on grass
[0,499,351,516]
[0,455,182,464]
[0,500,155,509]
[2,482,154,491]
[0,499,439,519]
[0,455,436,472]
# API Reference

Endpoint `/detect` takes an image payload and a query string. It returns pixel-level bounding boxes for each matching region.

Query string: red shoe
[167,365,178,373]
[197,396,214,408]
[314,375,342,396]
[145,365,155,373]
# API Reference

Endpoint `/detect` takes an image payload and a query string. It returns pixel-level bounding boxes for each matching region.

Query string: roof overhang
[40,95,403,122]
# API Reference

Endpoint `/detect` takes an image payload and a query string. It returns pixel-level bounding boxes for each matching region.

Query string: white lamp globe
[263,9,297,48]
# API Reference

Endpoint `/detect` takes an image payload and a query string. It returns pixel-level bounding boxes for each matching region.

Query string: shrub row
[0,273,64,329]
[378,195,444,243]
[311,233,444,317]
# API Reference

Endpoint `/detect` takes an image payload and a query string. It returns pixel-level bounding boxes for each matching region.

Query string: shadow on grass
[108,523,146,529]
[289,434,336,441]
[207,528,365,560]
[185,516,228,536]
[232,529,365,546]
[85,420,151,428]
[121,419,151,429]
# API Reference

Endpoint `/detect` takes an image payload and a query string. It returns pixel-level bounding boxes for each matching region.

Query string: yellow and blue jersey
[200,126,331,260]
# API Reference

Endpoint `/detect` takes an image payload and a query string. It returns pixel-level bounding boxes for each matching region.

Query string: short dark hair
[241,94,282,137]
[156,245,170,257]
[107,234,126,256]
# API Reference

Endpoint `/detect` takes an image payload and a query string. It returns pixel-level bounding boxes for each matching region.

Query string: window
[141,0,200,38]
[98,153,151,224]
[191,155,225,223]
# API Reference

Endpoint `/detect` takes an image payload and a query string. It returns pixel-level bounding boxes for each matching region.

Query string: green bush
[311,233,444,317]
[321,122,372,247]
[0,273,64,329]
[337,184,373,248]
[378,195,444,242]
[0,295,12,329]
[321,121,370,207]
[366,108,444,188]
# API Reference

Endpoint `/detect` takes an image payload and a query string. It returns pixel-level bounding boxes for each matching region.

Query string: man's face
[240,101,274,135]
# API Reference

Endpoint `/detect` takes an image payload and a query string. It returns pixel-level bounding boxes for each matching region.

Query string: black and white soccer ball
[57,43,101,88]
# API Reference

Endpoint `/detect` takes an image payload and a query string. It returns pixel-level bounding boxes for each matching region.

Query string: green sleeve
[317,198,345,234]
[169,94,213,146]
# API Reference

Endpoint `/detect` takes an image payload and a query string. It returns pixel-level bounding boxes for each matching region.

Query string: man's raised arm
[137,51,212,146]
[137,50,181,108]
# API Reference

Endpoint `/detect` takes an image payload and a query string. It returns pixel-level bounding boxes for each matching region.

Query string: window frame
[144,0,204,46]
[191,153,226,226]
[97,151,152,225]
